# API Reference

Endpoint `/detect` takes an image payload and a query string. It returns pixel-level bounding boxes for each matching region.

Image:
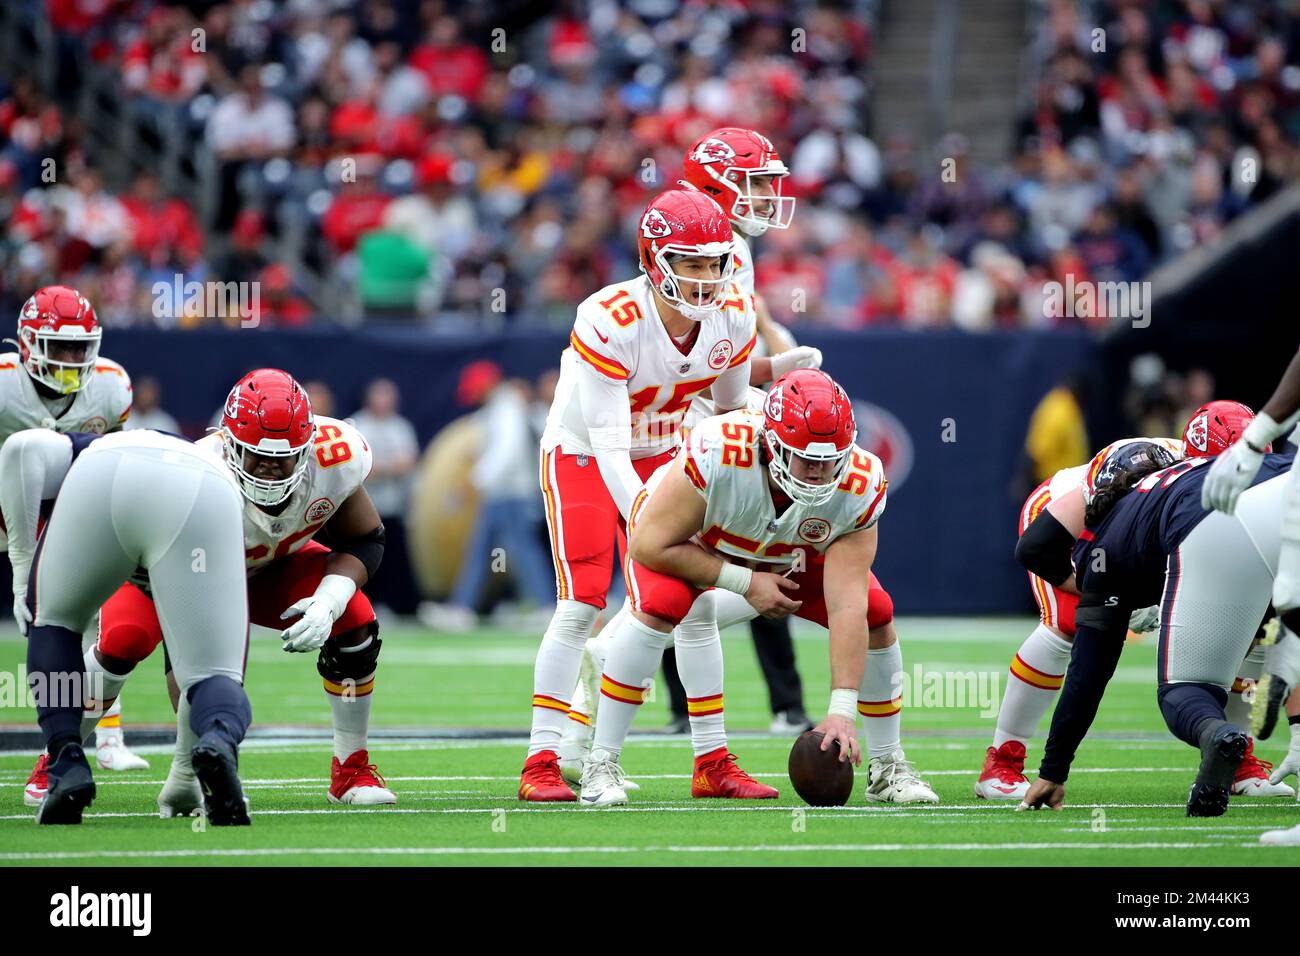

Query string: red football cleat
[974,741,1029,800]
[23,752,49,808]
[1232,738,1296,797]
[519,750,577,802]
[691,748,778,799]
[329,750,397,805]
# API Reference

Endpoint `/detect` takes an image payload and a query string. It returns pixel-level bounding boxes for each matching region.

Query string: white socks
[593,614,668,757]
[859,642,903,758]
[676,593,726,757]
[529,600,598,756]
[993,623,1072,748]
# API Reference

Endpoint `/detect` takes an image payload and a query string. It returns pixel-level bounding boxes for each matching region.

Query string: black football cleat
[36,744,96,825]
[1187,726,1248,818]
[191,733,251,826]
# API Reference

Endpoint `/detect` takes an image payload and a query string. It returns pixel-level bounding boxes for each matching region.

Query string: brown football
[788,730,854,806]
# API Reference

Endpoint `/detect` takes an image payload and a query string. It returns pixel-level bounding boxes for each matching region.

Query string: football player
[977,401,1292,800]
[1018,439,1295,817]
[2,286,149,810]
[521,188,763,802]
[20,369,395,813]
[559,128,823,760]
[2,427,253,825]
[579,369,936,808]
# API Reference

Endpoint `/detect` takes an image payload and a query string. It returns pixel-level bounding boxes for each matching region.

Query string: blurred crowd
[1,0,1298,330]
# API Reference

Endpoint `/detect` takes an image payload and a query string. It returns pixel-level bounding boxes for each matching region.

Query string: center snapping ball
[788,730,854,806]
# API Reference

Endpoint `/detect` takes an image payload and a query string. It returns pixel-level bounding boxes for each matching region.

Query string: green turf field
[0,616,1296,865]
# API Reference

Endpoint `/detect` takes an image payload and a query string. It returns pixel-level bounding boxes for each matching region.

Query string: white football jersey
[641,409,887,570]
[1048,435,1183,504]
[542,274,757,460]
[0,354,132,553]
[0,353,132,442]
[196,415,373,574]
[731,232,755,297]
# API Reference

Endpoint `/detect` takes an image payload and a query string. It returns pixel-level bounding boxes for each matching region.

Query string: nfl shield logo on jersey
[576,454,589,467]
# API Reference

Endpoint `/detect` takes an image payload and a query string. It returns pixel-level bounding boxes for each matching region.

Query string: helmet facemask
[650,245,735,322]
[724,166,795,237]
[18,325,101,394]
[220,428,313,506]
[763,429,854,506]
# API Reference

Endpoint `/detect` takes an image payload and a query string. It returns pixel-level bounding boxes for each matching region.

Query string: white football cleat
[579,748,628,808]
[558,736,639,791]
[1231,740,1296,797]
[95,733,150,771]
[865,749,940,804]
[158,762,204,818]
[1259,823,1300,846]
[23,753,49,808]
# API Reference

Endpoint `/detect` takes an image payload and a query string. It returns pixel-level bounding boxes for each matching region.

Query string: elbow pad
[1015,511,1076,586]
[338,524,386,581]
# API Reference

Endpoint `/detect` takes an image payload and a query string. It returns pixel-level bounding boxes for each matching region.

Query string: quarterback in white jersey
[4,285,146,808]
[29,370,398,814]
[521,188,761,803]
[578,370,936,807]
[977,402,1291,801]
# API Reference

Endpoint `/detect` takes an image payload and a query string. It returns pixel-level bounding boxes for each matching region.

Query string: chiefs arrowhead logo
[304,497,335,524]
[708,339,733,370]
[765,385,784,423]
[690,138,736,165]
[798,517,831,543]
[1186,412,1209,453]
[224,386,242,419]
[641,207,673,240]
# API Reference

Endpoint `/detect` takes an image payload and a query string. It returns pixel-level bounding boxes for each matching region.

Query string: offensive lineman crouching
[579,369,937,807]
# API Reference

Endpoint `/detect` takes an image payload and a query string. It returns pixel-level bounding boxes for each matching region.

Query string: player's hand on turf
[770,346,823,379]
[745,571,801,619]
[279,597,336,652]
[1202,438,1265,515]
[813,714,861,768]
[1016,776,1065,811]
[1268,741,1300,788]
[11,587,30,636]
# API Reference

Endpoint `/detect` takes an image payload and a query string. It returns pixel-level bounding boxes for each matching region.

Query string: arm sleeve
[710,358,751,412]
[1037,597,1130,782]
[577,362,642,522]
[1014,510,1077,586]
[0,430,74,574]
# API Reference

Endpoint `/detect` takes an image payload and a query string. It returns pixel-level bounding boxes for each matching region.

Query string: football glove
[1127,605,1159,634]
[280,574,357,653]
[770,346,823,380]
[11,585,30,637]
[1202,412,1280,514]
[1268,723,1300,791]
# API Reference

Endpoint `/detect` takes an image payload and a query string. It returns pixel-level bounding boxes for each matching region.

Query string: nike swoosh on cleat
[992,784,1017,793]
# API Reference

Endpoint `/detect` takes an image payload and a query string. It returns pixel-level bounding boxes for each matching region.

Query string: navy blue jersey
[1072,451,1296,607]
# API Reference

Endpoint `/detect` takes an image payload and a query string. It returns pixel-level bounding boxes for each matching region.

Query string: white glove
[12,586,30,636]
[1268,724,1300,789]
[1127,605,1159,633]
[1267,626,1300,689]
[279,574,357,653]
[770,346,823,380]
[1202,412,1279,514]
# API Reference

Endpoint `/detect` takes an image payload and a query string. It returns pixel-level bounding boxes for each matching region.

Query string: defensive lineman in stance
[979,402,1291,799]
[581,369,936,807]
[1019,442,1294,820]
[1202,347,1300,843]
[2,428,253,825]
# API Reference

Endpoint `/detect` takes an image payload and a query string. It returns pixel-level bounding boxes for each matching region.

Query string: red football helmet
[1182,400,1265,458]
[682,127,795,237]
[638,189,736,321]
[762,369,857,505]
[10,285,101,394]
[220,369,316,506]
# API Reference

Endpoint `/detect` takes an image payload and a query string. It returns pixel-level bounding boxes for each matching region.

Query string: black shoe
[1256,675,1288,740]
[191,733,251,826]
[1187,727,1248,818]
[37,744,95,825]
[663,715,690,735]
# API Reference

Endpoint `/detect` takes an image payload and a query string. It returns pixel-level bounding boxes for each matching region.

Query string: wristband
[1243,412,1281,453]
[315,574,358,620]
[828,688,858,720]
[714,562,753,596]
